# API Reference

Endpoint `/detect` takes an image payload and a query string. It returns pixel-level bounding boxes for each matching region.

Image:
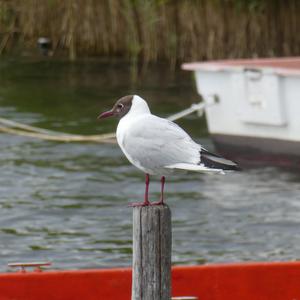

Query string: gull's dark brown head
[97,95,134,120]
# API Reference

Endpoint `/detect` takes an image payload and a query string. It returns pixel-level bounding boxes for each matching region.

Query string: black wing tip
[200,149,242,171]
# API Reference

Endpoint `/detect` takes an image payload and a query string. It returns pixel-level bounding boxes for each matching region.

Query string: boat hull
[0,262,300,300]
[212,134,300,168]
[182,57,300,167]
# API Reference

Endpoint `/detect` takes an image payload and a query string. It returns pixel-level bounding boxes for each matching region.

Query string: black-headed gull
[98,95,239,206]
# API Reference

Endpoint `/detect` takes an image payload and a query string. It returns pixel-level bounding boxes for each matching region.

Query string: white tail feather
[164,163,225,175]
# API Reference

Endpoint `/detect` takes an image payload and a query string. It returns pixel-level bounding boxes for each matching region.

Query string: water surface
[0,57,300,272]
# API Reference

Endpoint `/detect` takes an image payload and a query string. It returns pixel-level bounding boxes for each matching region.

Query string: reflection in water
[0,58,300,271]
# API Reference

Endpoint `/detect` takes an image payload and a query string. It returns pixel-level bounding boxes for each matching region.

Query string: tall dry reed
[0,0,299,63]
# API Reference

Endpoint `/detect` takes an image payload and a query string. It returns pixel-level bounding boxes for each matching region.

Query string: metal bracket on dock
[8,261,51,273]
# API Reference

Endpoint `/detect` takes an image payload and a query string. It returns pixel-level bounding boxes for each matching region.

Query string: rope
[0,102,206,143]
[0,126,116,143]
[167,102,206,121]
[0,117,65,135]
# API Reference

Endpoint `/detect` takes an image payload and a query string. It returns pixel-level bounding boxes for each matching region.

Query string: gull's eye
[117,103,124,109]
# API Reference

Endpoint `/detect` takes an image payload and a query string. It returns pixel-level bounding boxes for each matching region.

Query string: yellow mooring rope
[0,102,206,143]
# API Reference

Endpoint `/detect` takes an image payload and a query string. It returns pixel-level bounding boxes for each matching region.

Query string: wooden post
[132,205,172,300]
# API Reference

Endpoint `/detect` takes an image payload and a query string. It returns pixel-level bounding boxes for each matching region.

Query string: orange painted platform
[0,262,300,300]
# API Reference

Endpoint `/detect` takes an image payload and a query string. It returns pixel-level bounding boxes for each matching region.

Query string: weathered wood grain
[132,205,172,300]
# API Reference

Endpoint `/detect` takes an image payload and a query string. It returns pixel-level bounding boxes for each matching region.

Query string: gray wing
[122,115,201,169]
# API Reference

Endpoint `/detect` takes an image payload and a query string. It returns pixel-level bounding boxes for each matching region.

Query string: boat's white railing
[0,100,212,143]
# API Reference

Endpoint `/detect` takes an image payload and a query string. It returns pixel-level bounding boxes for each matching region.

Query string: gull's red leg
[144,173,150,204]
[151,176,165,206]
[128,173,151,207]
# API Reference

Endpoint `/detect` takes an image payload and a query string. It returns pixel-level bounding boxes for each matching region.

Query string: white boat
[182,57,300,167]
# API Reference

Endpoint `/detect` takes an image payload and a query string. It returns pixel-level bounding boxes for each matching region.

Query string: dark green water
[0,57,300,272]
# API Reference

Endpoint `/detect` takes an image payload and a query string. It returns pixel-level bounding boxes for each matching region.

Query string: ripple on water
[1,59,300,271]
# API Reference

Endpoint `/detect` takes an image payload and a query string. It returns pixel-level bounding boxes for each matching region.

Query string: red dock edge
[0,262,300,300]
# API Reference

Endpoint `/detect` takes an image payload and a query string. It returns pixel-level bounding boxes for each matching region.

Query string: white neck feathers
[128,95,151,116]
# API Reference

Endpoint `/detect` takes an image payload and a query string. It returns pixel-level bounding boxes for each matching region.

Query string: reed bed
[0,0,299,63]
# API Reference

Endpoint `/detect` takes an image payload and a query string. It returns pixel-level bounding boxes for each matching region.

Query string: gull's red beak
[97,110,114,120]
